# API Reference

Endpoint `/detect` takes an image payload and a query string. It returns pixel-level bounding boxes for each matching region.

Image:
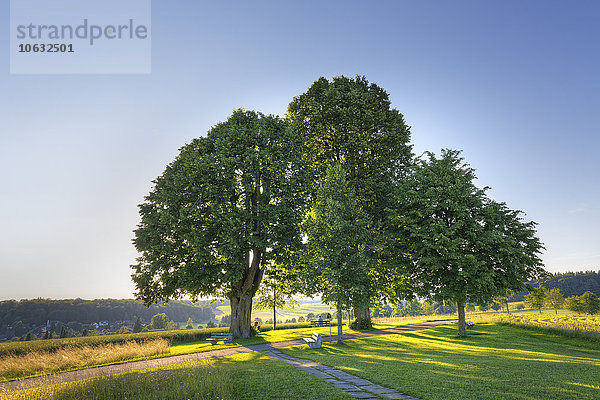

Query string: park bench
[466,322,475,329]
[303,331,322,349]
[206,332,233,345]
[309,319,329,327]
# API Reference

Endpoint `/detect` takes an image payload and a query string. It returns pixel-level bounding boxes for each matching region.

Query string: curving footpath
[0,320,452,394]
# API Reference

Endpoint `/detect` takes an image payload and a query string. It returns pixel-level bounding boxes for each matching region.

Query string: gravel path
[0,320,452,393]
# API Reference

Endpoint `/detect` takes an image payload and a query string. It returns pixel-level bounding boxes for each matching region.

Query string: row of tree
[511,270,600,301]
[132,75,546,339]
[524,286,600,315]
[0,298,214,331]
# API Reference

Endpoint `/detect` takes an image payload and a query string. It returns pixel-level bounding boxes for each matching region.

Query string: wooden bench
[309,319,329,327]
[466,322,475,329]
[303,331,322,349]
[206,332,233,345]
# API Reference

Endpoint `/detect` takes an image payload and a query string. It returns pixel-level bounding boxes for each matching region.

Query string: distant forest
[511,270,600,301]
[0,298,215,327]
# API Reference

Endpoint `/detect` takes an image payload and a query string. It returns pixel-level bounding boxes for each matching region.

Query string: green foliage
[218,314,231,327]
[396,149,546,335]
[288,75,413,317]
[0,299,214,331]
[566,292,600,315]
[166,320,178,331]
[302,164,372,311]
[150,313,169,330]
[117,326,132,334]
[253,275,297,330]
[133,317,143,333]
[546,288,564,314]
[132,109,307,338]
[510,270,600,301]
[185,317,193,330]
[524,286,549,313]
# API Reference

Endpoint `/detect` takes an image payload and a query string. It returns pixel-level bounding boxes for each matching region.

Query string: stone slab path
[264,348,421,400]
[0,320,452,394]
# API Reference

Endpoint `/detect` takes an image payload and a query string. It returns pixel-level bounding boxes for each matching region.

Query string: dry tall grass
[0,339,169,381]
[0,360,232,400]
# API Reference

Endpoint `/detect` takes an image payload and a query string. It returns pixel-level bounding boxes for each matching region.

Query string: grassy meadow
[0,315,446,382]
[0,339,169,382]
[3,319,600,399]
[0,353,353,400]
[281,322,600,400]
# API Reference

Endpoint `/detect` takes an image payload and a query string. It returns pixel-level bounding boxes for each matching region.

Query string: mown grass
[0,339,169,382]
[0,352,353,400]
[169,316,449,355]
[281,323,600,400]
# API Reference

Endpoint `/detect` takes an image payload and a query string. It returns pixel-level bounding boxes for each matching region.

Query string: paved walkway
[0,320,451,394]
[264,348,420,399]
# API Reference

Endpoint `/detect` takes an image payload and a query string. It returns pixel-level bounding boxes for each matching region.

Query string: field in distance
[216,300,334,321]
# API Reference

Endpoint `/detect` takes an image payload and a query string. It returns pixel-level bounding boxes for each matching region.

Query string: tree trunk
[505,301,510,314]
[337,302,343,344]
[353,306,371,328]
[457,301,467,337]
[273,301,277,330]
[230,293,253,338]
[229,248,263,338]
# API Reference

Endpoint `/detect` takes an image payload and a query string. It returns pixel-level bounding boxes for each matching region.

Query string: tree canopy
[131,76,548,338]
[302,164,372,338]
[132,109,307,337]
[287,75,413,325]
[396,149,546,336]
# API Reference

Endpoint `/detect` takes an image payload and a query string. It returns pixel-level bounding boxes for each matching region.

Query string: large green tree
[397,150,546,336]
[132,110,306,338]
[288,75,413,327]
[302,164,372,342]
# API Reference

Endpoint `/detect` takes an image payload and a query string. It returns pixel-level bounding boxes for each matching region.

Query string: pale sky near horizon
[1,1,598,300]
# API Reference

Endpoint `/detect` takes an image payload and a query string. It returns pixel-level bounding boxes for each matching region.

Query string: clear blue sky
[1,1,598,300]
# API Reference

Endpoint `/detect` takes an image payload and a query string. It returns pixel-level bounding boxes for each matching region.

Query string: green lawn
[1,352,353,400]
[281,323,600,400]
[5,322,596,399]
[1,317,442,381]
[169,316,441,355]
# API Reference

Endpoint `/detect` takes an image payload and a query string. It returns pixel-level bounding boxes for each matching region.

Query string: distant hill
[511,270,600,301]
[0,298,215,328]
